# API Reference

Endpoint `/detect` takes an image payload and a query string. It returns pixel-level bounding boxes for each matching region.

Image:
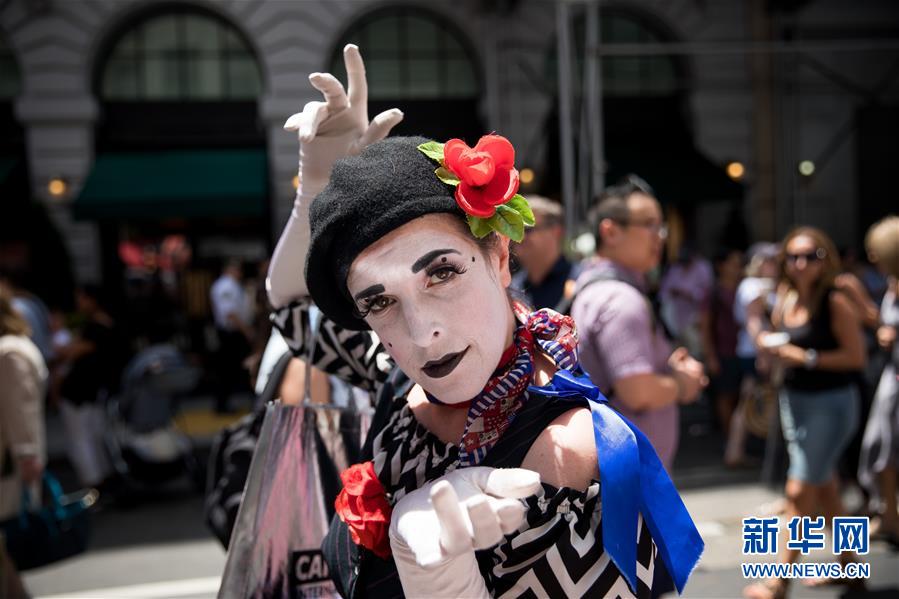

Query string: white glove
[266,44,404,308]
[389,467,541,599]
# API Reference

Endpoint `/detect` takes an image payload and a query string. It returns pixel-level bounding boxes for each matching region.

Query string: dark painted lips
[422,347,469,379]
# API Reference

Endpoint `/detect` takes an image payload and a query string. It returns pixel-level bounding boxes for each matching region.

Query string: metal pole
[585,0,604,211]
[556,0,577,235]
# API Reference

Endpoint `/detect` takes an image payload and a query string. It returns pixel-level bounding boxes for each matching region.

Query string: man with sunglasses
[571,175,707,470]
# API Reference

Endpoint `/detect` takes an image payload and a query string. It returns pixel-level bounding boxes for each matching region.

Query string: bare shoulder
[521,406,599,490]
[829,289,858,320]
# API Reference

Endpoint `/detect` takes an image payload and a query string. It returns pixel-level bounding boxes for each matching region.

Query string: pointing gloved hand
[267,44,403,307]
[389,467,541,598]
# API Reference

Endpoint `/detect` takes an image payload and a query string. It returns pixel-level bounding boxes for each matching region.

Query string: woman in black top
[744,227,865,599]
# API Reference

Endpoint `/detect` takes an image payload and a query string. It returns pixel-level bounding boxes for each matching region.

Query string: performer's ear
[492,235,512,288]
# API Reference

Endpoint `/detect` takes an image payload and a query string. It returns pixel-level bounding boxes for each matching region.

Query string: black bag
[204,350,292,548]
[0,472,94,571]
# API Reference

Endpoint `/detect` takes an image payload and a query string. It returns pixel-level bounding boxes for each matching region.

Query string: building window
[329,7,479,99]
[100,12,262,101]
[548,11,680,97]
[0,34,21,100]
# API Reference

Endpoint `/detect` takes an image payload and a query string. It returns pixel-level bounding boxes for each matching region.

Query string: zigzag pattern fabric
[275,300,668,597]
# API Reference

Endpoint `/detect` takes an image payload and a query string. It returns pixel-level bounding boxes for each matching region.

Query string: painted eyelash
[425,261,468,278]
[352,261,468,318]
[353,296,381,319]
[353,301,373,318]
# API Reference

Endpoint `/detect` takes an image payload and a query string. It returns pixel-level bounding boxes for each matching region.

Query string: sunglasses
[785,248,826,263]
[612,219,668,239]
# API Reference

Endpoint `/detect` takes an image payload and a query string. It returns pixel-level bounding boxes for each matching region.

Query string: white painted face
[347,213,515,404]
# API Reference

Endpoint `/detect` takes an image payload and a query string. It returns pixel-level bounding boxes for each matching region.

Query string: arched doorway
[329,5,484,143]
[78,6,267,350]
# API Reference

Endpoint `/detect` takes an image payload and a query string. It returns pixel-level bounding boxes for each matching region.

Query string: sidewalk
[36,397,899,598]
[667,419,899,598]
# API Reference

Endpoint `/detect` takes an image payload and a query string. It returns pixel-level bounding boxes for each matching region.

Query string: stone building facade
[1,0,897,285]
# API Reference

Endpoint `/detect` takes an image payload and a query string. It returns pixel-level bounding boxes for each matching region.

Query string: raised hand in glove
[389,467,541,599]
[267,44,403,307]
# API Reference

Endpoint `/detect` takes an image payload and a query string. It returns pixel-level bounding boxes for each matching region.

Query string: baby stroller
[105,344,203,491]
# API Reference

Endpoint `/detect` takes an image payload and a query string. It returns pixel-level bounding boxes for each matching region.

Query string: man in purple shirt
[571,176,707,470]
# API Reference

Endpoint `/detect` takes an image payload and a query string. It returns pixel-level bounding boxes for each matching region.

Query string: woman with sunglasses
[744,227,866,599]
[266,45,702,598]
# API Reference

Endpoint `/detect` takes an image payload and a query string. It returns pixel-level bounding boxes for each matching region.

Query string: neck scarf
[425,302,703,595]
[457,302,578,466]
[434,301,703,595]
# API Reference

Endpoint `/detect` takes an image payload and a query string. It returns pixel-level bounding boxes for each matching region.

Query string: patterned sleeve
[478,482,670,598]
[270,299,393,393]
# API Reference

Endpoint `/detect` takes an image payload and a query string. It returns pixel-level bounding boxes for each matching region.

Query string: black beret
[305,136,464,331]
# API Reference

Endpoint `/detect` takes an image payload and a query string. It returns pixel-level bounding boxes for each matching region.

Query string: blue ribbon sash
[528,368,704,595]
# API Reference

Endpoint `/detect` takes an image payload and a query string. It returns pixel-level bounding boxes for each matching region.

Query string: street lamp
[47,177,68,199]
[520,167,535,186]
[726,161,745,181]
[798,160,815,177]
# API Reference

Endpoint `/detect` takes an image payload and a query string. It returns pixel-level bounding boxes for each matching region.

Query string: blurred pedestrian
[726,242,779,467]
[857,215,899,545]
[0,284,47,599]
[209,260,254,413]
[0,272,53,365]
[57,286,123,490]
[572,175,707,470]
[659,243,714,357]
[832,251,887,494]
[0,283,47,520]
[46,308,72,408]
[699,248,744,440]
[511,196,579,310]
[744,227,866,599]
[842,246,888,306]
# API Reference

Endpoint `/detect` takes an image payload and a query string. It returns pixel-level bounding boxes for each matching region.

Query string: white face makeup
[347,213,515,404]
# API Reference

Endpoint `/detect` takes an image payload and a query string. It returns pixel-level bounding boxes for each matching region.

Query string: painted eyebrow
[411,249,461,274]
[353,284,386,302]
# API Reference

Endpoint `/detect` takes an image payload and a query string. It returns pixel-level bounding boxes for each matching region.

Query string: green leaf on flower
[491,204,526,242]
[467,214,494,238]
[417,141,445,163]
[435,166,460,186]
[505,194,536,226]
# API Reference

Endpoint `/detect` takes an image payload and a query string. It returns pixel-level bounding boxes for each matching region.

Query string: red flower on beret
[334,461,392,559]
[443,135,520,218]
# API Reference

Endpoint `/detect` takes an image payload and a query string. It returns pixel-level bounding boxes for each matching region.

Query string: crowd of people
[513,181,898,599]
[2,46,898,599]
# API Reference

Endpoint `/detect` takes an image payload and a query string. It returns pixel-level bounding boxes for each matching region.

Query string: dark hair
[0,284,30,337]
[713,246,743,265]
[589,174,657,247]
[526,196,564,227]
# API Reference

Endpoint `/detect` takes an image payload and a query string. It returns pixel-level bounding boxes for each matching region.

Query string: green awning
[74,149,267,219]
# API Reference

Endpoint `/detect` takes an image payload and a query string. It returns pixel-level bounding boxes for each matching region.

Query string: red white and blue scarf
[427,301,703,595]
[457,302,578,466]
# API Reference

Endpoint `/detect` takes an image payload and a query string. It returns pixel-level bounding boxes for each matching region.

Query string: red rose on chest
[444,135,520,218]
[334,461,392,559]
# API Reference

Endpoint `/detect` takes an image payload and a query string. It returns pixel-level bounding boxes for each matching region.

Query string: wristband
[803,348,818,369]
